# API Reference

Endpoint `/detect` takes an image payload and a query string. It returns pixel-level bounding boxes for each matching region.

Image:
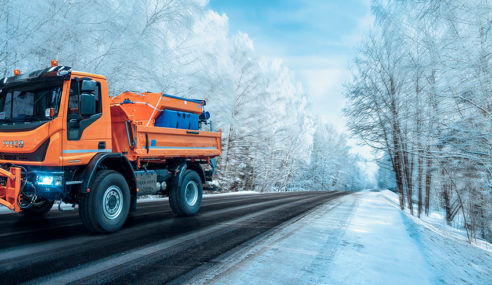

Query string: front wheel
[79,170,131,233]
[169,170,203,216]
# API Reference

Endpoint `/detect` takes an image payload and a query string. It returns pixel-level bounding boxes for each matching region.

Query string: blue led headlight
[35,173,63,187]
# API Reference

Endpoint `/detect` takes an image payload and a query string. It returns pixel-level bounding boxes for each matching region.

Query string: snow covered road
[185,192,492,285]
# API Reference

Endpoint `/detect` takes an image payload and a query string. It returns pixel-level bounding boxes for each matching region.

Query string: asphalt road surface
[0,191,346,284]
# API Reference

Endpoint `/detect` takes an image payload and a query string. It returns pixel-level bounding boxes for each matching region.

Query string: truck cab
[0,62,221,233]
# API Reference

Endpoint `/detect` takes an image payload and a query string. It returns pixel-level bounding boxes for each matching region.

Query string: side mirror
[80,93,96,116]
[81,80,97,93]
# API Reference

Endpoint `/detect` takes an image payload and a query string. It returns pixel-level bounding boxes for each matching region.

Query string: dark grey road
[0,191,346,284]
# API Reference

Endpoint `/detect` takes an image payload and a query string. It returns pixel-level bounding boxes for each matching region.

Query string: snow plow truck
[0,61,221,233]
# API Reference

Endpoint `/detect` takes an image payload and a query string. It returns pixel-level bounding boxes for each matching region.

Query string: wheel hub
[103,185,123,220]
[184,181,198,206]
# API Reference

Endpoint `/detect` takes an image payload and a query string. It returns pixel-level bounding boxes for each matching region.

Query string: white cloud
[284,55,351,130]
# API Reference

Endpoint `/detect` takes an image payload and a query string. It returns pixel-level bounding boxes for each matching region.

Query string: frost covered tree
[377,152,396,192]
[346,0,491,241]
[302,124,366,191]
[1,0,368,194]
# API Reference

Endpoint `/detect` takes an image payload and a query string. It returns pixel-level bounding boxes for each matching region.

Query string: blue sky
[208,0,372,132]
[210,0,369,57]
[208,0,376,178]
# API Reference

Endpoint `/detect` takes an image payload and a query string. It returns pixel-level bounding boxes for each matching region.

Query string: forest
[345,0,491,242]
[0,0,368,194]
[1,0,489,242]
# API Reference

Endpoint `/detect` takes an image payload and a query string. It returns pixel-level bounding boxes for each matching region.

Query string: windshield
[0,81,63,124]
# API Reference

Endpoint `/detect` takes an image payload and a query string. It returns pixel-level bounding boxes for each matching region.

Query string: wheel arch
[79,153,136,196]
[186,161,205,184]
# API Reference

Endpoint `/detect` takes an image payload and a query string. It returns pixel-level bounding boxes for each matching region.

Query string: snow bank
[381,190,491,252]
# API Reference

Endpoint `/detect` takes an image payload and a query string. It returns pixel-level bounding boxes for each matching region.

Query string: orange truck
[0,61,221,233]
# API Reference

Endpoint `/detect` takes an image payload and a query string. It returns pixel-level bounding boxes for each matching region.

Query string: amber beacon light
[13,69,21,76]
[51,59,58,67]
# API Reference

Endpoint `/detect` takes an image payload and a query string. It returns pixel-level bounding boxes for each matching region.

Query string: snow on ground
[381,190,491,252]
[185,191,492,285]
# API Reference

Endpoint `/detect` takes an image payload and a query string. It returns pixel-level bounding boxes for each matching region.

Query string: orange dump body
[111,92,205,124]
[110,92,221,163]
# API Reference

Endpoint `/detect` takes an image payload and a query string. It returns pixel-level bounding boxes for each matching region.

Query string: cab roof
[0,66,71,89]
[0,66,107,90]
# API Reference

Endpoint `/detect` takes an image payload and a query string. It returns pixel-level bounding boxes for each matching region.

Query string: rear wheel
[21,199,54,216]
[169,170,203,216]
[79,170,130,233]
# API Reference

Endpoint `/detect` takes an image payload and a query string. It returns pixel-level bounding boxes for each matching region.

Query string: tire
[79,170,131,233]
[167,176,182,216]
[169,170,203,216]
[21,199,54,216]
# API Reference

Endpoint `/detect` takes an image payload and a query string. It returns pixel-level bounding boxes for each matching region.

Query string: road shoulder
[184,191,492,285]
[182,193,358,285]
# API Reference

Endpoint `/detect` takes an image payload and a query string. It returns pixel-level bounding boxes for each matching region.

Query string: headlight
[36,174,63,187]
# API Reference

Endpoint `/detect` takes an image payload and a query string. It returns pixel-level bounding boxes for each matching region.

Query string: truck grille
[0,139,50,162]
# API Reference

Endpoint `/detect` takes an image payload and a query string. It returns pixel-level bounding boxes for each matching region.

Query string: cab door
[62,77,111,165]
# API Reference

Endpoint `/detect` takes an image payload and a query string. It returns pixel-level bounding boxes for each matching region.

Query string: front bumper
[0,167,22,212]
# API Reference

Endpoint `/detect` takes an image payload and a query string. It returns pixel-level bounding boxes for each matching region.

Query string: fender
[79,153,136,194]
[186,161,205,183]
[175,163,187,188]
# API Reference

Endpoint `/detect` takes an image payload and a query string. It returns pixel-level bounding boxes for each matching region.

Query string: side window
[67,78,102,140]
[68,80,80,118]
[68,79,101,118]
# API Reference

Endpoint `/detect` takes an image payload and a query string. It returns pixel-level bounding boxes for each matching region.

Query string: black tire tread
[168,169,202,217]
[168,176,183,216]
[79,170,128,233]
